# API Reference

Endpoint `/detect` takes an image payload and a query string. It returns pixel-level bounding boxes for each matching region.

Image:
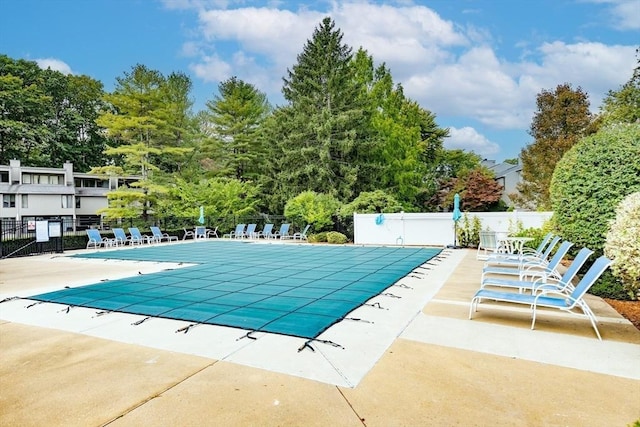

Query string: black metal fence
[0,214,355,259]
[0,218,67,258]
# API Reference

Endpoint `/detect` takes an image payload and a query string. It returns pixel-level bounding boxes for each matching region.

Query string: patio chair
[480,247,594,293]
[113,227,137,246]
[272,223,291,239]
[481,240,573,282]
[223,224,245,239]
[477,231,508,260]
[86,229,113,249]
[244,223,257,239]
[150,226,178,243]
[206,226,219,238]
[128,227,156,244]
[289,224,311,241]
[195,226,207,239]
[469,255,613,340]
[255,223,274,239]
[182,227,195,240]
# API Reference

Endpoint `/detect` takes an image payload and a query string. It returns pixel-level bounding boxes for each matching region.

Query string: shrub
[604,192,640,300]
[284,191,340,231]
[326,231,348,244]
[456,213,482,247]
[590,271,629,300]
[550,124,640,254]
[308,232,328,243]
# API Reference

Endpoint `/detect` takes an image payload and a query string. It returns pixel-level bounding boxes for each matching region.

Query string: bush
[550,124,640,254]
[326,231,348,244]
[590,271,629,300]
[456,213,482,247]
[284,191,340,231]
[308,232,328,243]
[604,192,640,300]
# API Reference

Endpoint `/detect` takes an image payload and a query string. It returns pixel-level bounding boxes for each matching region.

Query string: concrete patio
[1,243,638,426]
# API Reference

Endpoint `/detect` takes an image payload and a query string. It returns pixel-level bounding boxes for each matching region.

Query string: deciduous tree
[515,83,594,209]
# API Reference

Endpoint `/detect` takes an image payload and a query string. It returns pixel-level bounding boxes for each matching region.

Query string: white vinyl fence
[353,211,553,247]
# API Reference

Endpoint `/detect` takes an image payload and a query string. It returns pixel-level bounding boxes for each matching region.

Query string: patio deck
[1,243,638,426]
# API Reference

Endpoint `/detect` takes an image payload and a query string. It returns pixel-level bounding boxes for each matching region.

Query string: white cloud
[190,54,232,82]
[35,58,74,75]
[587,0,640,30]
[445,127,500,157]
[181,1,636,138]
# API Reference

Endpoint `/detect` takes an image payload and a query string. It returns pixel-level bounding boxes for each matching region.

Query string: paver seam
[100,359,220,426]
[336,386,367,426]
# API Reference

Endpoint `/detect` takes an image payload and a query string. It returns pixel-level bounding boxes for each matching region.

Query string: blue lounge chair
[223,224,245,239]
[86,229,113,249]
[113,228,137,246]
[470,256,613,340]
[290,224,311,241]
[244,223,257,239]
[481,247,594,293]
[485,232,554,263]
[273,223,290,239]
[128,227,155,244]
[256,223,274,239]
[481,240,573,282]
[485,236,561,267]
[150,226,178,243]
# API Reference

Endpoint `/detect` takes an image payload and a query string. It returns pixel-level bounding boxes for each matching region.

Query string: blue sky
[1,0,638,161]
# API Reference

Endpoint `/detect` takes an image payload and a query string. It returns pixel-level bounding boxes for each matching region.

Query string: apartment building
[0,160,135,230]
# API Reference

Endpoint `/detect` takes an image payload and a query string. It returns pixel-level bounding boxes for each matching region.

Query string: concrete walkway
[1,245,638,426]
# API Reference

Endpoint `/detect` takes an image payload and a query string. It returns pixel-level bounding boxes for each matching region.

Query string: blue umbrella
[198,206,205,225]
[452,193,462,222]
[451,193,462,248]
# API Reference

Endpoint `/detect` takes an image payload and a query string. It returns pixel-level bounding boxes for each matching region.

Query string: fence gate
[1,218,65,259]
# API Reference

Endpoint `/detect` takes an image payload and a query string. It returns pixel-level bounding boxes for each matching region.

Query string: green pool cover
[29,241,441,340]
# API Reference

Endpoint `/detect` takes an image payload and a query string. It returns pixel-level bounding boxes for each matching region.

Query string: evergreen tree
[264,17,375,211]
[94,64,192,220]
[203,76,270,181]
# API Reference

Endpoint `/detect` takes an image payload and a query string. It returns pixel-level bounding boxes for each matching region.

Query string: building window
[3,194,16,208]
[61,195,72,208]
[0,171,8,183]
[75,197,81,208]
[21,194,28,208]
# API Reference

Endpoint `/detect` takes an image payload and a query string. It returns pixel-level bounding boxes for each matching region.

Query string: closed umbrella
[198,206,205,225]
[451,193,462,248]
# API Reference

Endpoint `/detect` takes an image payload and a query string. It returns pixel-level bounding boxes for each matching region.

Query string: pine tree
[265,17,375,211]
[203,76,270,181]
